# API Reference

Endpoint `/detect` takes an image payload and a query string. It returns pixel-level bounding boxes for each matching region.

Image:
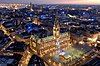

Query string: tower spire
[54,11,59,25]
[53,13,60,39]
[29,2,33,11]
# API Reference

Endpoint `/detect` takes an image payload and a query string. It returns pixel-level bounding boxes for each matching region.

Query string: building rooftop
[0,54,22,66]
[6,41,27,52]
[82,57,100,66]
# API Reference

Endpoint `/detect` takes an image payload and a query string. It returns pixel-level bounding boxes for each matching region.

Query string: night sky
[0,0,100,4]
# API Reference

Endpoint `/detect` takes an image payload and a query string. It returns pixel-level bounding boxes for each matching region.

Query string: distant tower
[53,17,60,39]
[53,16,66,56]
[29,3,33,11]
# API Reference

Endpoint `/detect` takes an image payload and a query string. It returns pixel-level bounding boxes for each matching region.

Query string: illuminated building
[53,17,60,39]
[32,16,42,25]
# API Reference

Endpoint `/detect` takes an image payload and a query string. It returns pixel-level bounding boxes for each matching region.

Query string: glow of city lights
[87,37,97,42]
[94,44,97,47]
[68,14,76,18]
[97,41,100,43]
[79,41,84,44]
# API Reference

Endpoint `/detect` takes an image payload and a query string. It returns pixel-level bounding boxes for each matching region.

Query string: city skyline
[0,0,100,5]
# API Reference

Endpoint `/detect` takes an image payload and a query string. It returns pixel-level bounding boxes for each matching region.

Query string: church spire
[29,2,33,11]
[53,15,60,39]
